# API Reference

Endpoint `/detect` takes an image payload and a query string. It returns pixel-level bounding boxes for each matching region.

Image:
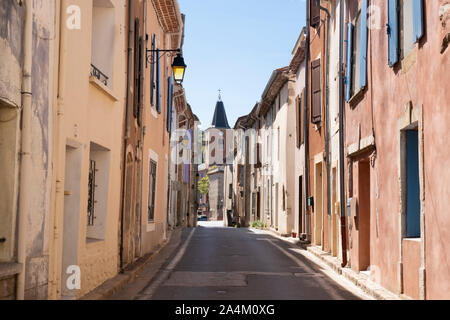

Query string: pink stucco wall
[345,1,450,298]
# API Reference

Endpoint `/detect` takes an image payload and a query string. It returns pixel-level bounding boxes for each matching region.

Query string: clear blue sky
[178,0,306,129]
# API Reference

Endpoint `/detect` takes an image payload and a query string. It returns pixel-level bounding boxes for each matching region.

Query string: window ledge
[400,47,418,74]
[89,76,118,102]
[86,238,104,245]
[0,262,22,278]
[348,86,365,107]
[147,222,156,232]
[402,237,421,242]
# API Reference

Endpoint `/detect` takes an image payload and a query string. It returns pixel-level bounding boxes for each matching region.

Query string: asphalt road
[112,221,361,300]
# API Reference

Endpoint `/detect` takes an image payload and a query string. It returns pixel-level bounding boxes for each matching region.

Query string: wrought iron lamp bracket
[146,48,181,68]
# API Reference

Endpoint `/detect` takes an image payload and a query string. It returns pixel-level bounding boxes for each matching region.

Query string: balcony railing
[90,64,109,86]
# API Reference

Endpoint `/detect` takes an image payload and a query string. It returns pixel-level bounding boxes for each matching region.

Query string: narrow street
[112,222,362,300]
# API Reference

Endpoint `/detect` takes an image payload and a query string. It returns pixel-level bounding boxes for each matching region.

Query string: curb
[81,228,179,300]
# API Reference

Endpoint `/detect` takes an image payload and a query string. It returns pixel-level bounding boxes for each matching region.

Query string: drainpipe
[16,0,33,300]
[316,1,331,248]
[304,0,311,239]
[338,0,348,267]
[120,0,134,272]
[55,0,68,298]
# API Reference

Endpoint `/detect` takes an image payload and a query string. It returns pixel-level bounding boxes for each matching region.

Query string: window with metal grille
[148,160,157,222]
[87,160,97,226]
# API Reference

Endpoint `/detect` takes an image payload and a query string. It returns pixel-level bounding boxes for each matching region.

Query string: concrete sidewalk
[253,227,404,300]
[81,228,181,300]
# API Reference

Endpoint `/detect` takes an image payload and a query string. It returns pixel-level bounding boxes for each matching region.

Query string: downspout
[120,0,134,272]
[17,0,33,300]
[338,0,348,267]
[138,0,147,262]
[316,0,331,249]
[304,0,311,239]
[54,0,67,297]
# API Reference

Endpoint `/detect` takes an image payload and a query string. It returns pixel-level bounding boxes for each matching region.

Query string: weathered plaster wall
[344,0,450,299]
[0,0,55,300]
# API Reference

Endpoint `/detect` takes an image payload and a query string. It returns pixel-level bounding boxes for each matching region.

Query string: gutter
[304,0,311,239]
[120,0,135,272]
[316,0,332,247]
[16,0,33,300]
[338,0,348,267]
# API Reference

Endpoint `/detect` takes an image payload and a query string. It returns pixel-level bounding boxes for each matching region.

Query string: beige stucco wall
[49,0,126,299]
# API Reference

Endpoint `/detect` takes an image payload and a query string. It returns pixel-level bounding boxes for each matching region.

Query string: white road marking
[138,228,196,299]
[263,238,345,300]
[167,228,196,270]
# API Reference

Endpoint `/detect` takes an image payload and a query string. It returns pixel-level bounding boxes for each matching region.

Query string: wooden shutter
[388,0,399,67]
[310,0,320,27]
[296,95,301,148]
[346,23,354,101]
[311,58,321,124]
[156,49,161,113]
[256,142,262,168]
[138,37,144,126]
[133,18,140,119]
[166,77,172,132]
[413,0,424,42]
[150,34,155,106]
[359,0,368,89]
[300,88,305,144]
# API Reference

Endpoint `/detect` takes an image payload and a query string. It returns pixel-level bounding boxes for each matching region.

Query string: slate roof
[211,100,231,129]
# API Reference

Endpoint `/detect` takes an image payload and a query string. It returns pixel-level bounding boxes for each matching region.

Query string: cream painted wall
[49,0,126,299]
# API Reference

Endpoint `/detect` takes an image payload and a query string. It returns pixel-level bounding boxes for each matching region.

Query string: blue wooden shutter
[388,0,399,67]
[156,48,161,113]
[346,23,353,102]
[166,76,172,132]
[413,0,424,42]
[150,34,155,106]
[359,0,368,89]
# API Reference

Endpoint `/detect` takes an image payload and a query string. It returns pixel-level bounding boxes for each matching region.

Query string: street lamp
[146,48,187,84]
[172,53,187,84]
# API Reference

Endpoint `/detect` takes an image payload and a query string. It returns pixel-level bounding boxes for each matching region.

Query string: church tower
[205,92,232,221]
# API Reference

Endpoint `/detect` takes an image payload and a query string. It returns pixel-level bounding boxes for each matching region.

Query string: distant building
[205,95,232,221]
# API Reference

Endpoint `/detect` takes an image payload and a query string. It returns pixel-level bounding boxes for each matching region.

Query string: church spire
[211,91,230,129]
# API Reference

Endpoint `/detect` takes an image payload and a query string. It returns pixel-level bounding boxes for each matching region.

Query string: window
[400,0,416,58]
[86,142,111,241]
[229,184,233,199]
[148,160,157,222]
[404,129,420,238]
[311,58,321,123]
[387,0,424,66]
[91,0,115,88]
[87,160,97,226]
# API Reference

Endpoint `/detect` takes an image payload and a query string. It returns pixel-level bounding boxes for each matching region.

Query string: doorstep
[304,245,403,300]
[81,228,179,300]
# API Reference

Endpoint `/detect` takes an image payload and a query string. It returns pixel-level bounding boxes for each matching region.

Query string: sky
[178,0,306,130]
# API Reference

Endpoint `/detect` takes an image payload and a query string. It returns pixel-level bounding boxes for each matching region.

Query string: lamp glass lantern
[172,53,187,84]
